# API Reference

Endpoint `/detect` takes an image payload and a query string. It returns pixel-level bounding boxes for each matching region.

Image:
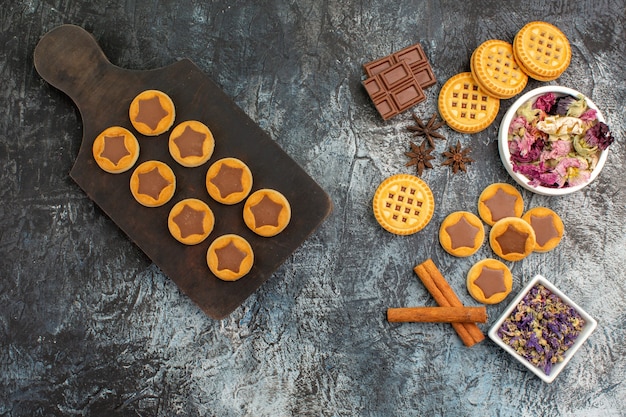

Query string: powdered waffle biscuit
[513,21,571,81]
[372,174,434,235]
[470,40,528,99]
[438,72,500,134]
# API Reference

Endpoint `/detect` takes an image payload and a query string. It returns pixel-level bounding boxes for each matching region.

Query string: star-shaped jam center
[530,215,559,246]
[215,240,247,273]
[474,267,507,298]
[250,195,283,228]
[173,126,207,158]
[135,96,168,130]
[100,135,130,165]
[484,188,519,222]
[446,216,479,249]
[210,164,243,198]
[495,225,529,255]
[137,167,171,200]
[173,204,206,238]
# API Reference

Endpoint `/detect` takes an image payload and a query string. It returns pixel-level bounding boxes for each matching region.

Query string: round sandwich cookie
[167,198,215,245]
[243,189,291,237]
[130,160,176,207]
[372,174,435,235]
[438,72,500,134]
[478,183,524,226]
[206,157,253,205]
[129,89,176,136]
[470,39,528,99]
[439,211,485,257]
[207,234,254,281]
[168,120,215,167]
[522,207,564,252]
[513,21,571,81]
[92,126,140,174]
[489,217,536,262]
[466,258,513,304]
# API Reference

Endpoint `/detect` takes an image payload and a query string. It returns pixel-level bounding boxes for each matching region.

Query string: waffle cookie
[130,160,176,207]
[466,258,513,304]
[207,234,254,281]
[168,120,215,167]
[478,183,524,226]
[513,21,571,81]
[205,157,253,205]
[92,126,140,174]
[372,174,434,235]
[129,90,176,136]
[243,189,291,237]
[522,207,564,252]
[438,72,500,134]
[470,39,528,99]
[439,211,485,257]
[489,217,536,262]
[167,198,215,245]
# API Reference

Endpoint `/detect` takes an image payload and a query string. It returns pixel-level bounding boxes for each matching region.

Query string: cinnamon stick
[414,259,485,347]
[387,306,487,323]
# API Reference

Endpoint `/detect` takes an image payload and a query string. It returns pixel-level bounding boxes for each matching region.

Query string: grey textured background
[1,0,625,416]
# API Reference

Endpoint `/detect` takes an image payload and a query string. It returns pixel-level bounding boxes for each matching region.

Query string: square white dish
[488,274,597,383]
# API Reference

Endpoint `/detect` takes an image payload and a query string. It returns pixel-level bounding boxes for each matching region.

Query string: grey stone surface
[1,0,625,416]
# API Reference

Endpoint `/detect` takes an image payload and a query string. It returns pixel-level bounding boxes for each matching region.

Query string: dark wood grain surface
[1,1,625,416]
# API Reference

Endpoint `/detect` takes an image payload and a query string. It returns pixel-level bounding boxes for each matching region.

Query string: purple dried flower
[554,95,575,115]
[584,121,615,150]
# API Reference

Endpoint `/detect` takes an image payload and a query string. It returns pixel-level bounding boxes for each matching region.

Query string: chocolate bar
[362,42,436,120]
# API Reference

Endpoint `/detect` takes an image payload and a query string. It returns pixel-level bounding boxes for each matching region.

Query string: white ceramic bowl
[498,86,609,196]
[488,274,597,383]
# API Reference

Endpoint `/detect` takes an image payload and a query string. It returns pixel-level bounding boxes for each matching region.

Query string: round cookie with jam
[439,211,485,257]
[243,189,291,237]
[207,234,254,281]
[205,157,253,205]
[168,120,215,167]
[466,258,513,304]
[129,90,176,136]
[478,183,524,226]
[168,198,215,245]
[92,126,139,174]
[522,207,564,252]
[489,217,536,261]
[130,160,176,207]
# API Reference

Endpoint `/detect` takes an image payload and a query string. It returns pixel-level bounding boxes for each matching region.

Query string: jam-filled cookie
[205,157,253,205]
[522,207,564,252]
[207,234,254,281]
[167,198,215,245]
[489,217,536,261]
[129,90,176,136]
[439,211,485,257]
[130,160,176,207]
[243,189,291,237]
[168,120,215,167]
[466,258,513,304]
[92,126,140,173]
[478,183,524,226]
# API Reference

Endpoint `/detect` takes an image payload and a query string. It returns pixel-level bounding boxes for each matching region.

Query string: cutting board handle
[34,25,114,104]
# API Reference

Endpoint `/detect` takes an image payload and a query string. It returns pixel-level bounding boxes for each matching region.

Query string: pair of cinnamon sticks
[387,258,486,347]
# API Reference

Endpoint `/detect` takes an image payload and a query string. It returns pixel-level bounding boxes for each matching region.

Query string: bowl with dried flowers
[498,86,614,195]
[488,274,597,383]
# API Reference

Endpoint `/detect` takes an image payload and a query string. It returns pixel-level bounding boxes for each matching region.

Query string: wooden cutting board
[34,25,332,319]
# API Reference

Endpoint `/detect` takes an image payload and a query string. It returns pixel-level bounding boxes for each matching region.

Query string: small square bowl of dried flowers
[498,86,615,196]
[488,274,597,383]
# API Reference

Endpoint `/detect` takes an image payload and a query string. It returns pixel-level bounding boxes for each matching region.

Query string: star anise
[442,140,474,174]
[405,140,435,176]
[407,113,447,148]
